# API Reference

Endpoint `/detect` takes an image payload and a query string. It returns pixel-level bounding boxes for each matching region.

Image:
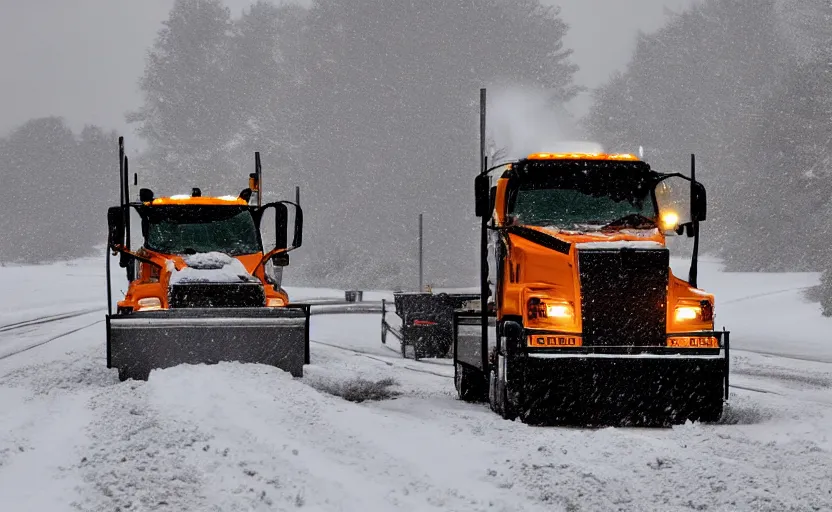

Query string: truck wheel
[437,336,453,359]
[419,336,448,359]
[489,368,517,421]
[456,363,486,402]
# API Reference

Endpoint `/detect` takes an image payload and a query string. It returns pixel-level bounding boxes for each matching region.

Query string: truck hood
[525,225,665,249]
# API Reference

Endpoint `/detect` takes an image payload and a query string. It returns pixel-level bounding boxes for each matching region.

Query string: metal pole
[255,152,262,208]
[479,88,489,376]
[689,153,699,288]
[480,89,486,177]
[418,213,424,292]
[124,156,131,251]
[295,185,300,206]
[118,137,124,207]
[106,248,112,316]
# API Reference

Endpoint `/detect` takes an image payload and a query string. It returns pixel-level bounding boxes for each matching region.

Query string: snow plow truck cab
[105,138,307,381]
[453,89,729,426]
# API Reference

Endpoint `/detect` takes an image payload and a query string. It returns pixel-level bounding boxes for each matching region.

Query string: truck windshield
[143,206,262,256]
[507,164,658,230]
[511,188,655,229]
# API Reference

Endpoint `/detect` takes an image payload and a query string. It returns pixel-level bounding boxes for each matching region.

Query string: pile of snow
[169,252,259,285]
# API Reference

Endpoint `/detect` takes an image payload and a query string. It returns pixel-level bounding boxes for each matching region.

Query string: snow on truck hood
[168,252,260,285]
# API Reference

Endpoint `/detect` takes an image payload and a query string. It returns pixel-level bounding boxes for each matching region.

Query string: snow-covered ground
[1,254,831,511]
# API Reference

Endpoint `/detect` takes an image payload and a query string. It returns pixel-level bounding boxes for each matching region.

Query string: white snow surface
[1,253,831,510]
[169,252,259,284]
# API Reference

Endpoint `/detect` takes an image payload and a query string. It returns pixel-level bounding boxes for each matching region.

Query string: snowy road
[0,256,831,511]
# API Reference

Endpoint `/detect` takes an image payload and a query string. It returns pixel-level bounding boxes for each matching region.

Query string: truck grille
[577,248,669,347]
[168,283,266,308]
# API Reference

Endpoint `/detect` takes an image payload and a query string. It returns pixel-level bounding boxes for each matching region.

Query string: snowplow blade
[518,352,727,426]
[106,307,309,381]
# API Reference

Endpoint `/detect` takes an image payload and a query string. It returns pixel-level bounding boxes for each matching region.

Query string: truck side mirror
[259,201,303,253]
[475,174,490,217]
[291,204,303,249]
[274,203,289,250]
[691,181,707,222]
[107,206,125,249]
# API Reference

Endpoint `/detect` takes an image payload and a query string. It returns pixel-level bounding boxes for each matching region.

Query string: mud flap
[107,308,308,380]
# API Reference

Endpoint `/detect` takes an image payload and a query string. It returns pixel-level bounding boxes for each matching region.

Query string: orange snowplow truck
[105,137,307,381]
[453,89,729,426]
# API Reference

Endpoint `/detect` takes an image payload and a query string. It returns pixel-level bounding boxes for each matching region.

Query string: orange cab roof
[149,195,248,206]
[526,152,640,161]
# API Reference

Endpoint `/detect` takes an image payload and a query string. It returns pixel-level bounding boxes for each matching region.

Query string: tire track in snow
[0,318,103,363]
[732,347,832,365]
[310,339,452,378]
[720,286,814,305]
[0,307,103,334]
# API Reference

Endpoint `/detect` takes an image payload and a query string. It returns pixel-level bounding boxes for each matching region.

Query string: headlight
[674,306,700,321]
[528,297,574,322]
[266,297,285,307]
[674,300,713,323]
[136,297,163,311]
[546,304,572,318]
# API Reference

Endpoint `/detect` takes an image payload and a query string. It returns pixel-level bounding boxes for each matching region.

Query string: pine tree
[283,0,580,288]
[584,0,785,268]
[0,118,116,263]
[127,0,234,194]
[228,1,306,188]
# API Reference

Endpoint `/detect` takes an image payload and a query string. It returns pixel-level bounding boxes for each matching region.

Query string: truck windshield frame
[504,160,661,230]
[139,205,263,256]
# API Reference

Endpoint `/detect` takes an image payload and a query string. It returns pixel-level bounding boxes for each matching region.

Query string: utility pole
[418,213,424,292]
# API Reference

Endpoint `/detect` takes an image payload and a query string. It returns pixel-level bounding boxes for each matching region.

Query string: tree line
[3,0,831,315]
[0,118,117,263]
[584,0,832,314]
[126,0,580,290]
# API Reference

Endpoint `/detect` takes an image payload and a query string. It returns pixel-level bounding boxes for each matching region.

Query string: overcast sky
[0,0,695,139]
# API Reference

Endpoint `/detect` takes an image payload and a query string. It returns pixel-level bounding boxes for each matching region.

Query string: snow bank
[169,252,259,285]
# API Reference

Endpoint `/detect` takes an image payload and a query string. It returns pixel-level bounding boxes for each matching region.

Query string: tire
[436,334,453,359]
[418,334,450,359]
[489,366,517,421]
[456,363,487,402]
[414,342,425,360]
